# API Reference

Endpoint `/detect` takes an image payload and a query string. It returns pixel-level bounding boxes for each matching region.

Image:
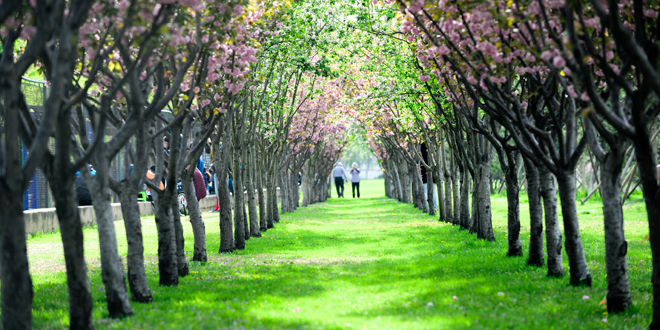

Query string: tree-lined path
[28,179,651,329]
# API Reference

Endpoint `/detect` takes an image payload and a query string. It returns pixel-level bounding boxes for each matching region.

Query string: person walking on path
[350,162,361,198]
[332,162,349,198]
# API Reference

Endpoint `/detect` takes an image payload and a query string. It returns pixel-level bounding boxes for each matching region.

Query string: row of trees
[0,0,352,329]
[342,0,657,327]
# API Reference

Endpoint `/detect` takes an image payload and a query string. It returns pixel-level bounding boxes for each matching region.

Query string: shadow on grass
[30,186,653,329]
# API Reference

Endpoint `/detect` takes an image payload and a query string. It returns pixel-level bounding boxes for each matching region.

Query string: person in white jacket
[332,162,349,198]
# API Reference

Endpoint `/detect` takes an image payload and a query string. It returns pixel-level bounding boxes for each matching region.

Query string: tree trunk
[444,164,453,224]
[266,168,275,229]
[524,158,545,267]
[233,147,246,250]
[50,179,95,329]
[257,155,267,231]
[392,160,403,202]
[427,171,435,215]
[414,162,427,212]
[0,188,33,330]
[470,173,479,234]
[84,166,133,317]
[452,155,461,226]
[399,160,412,203]
[434,165,445,222]
[118,190,153,302]
[246,148,261,237]
[172,201,188,277]
[272,167,281,223]
[505,173,522,256]
[477,161,495,240]
[213,138,234,253]
[460,171,471,230]
[538,164,564,277]
[600,144,632,313]
[556,171,592,286]
[154,191,179,286]
[182,176,207,262]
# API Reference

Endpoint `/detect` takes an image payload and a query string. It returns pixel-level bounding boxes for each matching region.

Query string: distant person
[350,162,361,198]
[332,162,349,198]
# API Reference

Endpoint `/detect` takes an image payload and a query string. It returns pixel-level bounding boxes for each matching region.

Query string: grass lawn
[24,179,652,329]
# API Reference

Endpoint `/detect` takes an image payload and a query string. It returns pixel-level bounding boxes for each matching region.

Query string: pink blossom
[233,5,245,15]
[552,56,565,68]
[419,75,430,82]
[179,0,200,6]
[567,85,578,98]
[541,51,552,62]
[19,26,36,40]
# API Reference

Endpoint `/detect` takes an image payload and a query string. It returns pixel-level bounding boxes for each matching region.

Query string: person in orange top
[146,166,165,201]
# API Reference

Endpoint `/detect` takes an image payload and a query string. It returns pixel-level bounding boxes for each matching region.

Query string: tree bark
[182,176,207,262]
[213,130,234,253]
[50,179,95,329]
[0,188,33,330]
[172,198,189,277]
[452,154,460,226]
[233,146,246,250]
[257,153,267,231]
[460,171,471,230]
[153,190,179,286]
[600,144,632,313]
[427,171,435,215]
[118,190,153,302]
[399,160,412,204]
[556,171,592,286]
[538,164,564,277]
[83,164,133,317]
[477,161,495,241]
[524,158,545,267]
[505,172,522,256]
[444,161,453,224]
[246,147,261,237]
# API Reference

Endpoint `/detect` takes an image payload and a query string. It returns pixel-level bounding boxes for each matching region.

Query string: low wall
[23,187,285,236]
[24,195,218,236]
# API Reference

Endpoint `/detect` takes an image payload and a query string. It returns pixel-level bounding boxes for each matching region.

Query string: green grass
[25,179,652,329]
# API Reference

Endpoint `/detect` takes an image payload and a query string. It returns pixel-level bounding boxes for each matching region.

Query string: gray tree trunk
[538,164,564,277]
[50,179,95,329]
[82,161,133,317]
[153,190,179,286]
[505,172,522,256]
[257,154,267,231]
[414,162,428,212]
[233,146,246,250]
[434,157,445,222]
[524,158,545,267]
[460,171,471,230]
[427,172,435,215]
[0,188,33,329]
[266,168,275,228]
[452,155,461,226]
[118,190,153,302]
[213,131,234,253]
[399,160,412,203]
[476,161,495,240]
[444,162,453,224]
[182,176,207,261]
[556,171,592,286]
[172,199,189,277]
[600,145,632,312]
[246,148,261,237]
